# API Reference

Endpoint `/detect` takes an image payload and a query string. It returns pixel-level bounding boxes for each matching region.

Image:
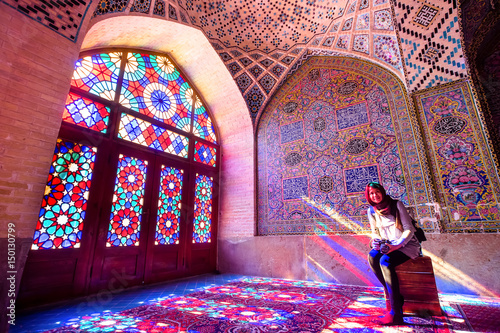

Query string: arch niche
[257,56,434,236]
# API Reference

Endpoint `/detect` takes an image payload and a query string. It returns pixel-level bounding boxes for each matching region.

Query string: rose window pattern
[107,155,148,247]
[68,50,217,152]
[120,53,193,131]
[193,174,213,243]
[32,139,97,250]
[155,166,184,245]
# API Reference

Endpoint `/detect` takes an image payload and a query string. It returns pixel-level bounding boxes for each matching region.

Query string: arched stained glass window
[22,48,220,308]
[32,139,97,250]
[32,48,220,251]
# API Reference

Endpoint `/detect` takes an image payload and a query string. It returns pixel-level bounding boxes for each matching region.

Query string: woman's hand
[371,238,381,250]
[384,241,403,253]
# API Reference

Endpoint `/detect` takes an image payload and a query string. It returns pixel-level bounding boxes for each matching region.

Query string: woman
[365,182,421,325]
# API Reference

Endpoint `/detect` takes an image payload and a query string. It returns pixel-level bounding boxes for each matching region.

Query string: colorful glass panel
[194,141,217,167]
[118,113,189,158]
[107,155,148,247]
[193,174,213,243]
[71,52,121,101]
[32,139,97,250]
[193,96,217,144]
[119,53,193,131]
[63,92,110,133]
[155,166,184,245]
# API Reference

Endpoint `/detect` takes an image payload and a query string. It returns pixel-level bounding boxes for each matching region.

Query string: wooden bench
[384,256,443,316]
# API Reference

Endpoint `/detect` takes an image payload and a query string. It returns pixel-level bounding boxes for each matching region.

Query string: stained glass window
[40,49,219,253]
[193,174,213,243]
[119,53,193,131]
[118,113,189,158]
[155,166,184,245]
[63,92,110,133]
[107,155,148,247]
[193,96,217,144]
[71,52,122,101]
[32,139,97,250]
[194,141,217,167]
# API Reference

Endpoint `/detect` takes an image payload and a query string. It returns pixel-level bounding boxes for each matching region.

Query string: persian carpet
[43,277,488,332]
[460,304,500,332]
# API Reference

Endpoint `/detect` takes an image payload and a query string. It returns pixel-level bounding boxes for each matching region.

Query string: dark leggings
[368,249,410,317]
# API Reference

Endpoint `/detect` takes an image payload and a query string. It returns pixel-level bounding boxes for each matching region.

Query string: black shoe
[380,313,405,325]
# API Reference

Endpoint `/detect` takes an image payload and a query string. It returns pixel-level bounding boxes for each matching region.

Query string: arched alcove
[257,56,436,236]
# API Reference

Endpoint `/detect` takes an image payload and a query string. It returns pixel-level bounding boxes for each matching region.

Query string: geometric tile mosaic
[271,64,286,78]
[336,35,351,49]
[259,73,277,94]
[131,0,151,13]
[374,9,394,30]
[16,0,473,126]
[235,73,253,93]
[168,4,177,20]
[227,62,242,76]
[249,65,264,78]
[356,13,370,30]
[245,85,265,121]
[393,0,468,92]
[93,0,129,16]
[353,34,369,54]
[257,56,435,235]
[153,0,165,16]
[2,0,91,41]
[412,80,500,232]
[373,35,403,72]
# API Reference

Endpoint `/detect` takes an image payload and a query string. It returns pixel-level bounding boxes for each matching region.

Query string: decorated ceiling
[3,0,479,125]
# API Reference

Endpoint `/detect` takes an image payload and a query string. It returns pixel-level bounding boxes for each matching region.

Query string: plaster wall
[218,233,500,298]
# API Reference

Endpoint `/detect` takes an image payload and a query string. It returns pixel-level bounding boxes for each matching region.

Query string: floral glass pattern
[119,53,193,131]
[155,166,183,245]
[63,92,110,133]
[194,141,217,167]
[118,113,189,158]
[193,174,213,243]
[193,96,217,144]
[71,52,122,101]
[32,139,97,249]
[107,155,148,247]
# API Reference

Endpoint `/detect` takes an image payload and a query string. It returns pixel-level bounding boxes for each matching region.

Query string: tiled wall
[257,56,437,236]
[413,80,500,232]
[258,56,500,236]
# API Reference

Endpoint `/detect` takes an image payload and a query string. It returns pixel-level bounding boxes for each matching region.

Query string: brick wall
[0,4,82,239]
[0,4,86,330]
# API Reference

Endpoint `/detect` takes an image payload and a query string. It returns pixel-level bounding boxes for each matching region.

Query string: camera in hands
[374,239,392,254]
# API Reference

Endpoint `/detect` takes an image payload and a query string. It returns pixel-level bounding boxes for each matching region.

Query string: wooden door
[89,145,157,292]
[143,156,190,284]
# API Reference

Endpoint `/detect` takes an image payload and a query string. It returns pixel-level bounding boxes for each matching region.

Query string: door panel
[89,146,153,293]
[19,137,219,308]
[144,158,189,283]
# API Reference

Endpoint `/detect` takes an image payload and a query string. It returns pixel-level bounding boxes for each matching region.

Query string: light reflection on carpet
[43,277,492,332]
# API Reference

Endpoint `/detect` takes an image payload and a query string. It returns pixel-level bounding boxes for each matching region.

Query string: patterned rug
[460,304,500,332]
[43,277,493,332]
